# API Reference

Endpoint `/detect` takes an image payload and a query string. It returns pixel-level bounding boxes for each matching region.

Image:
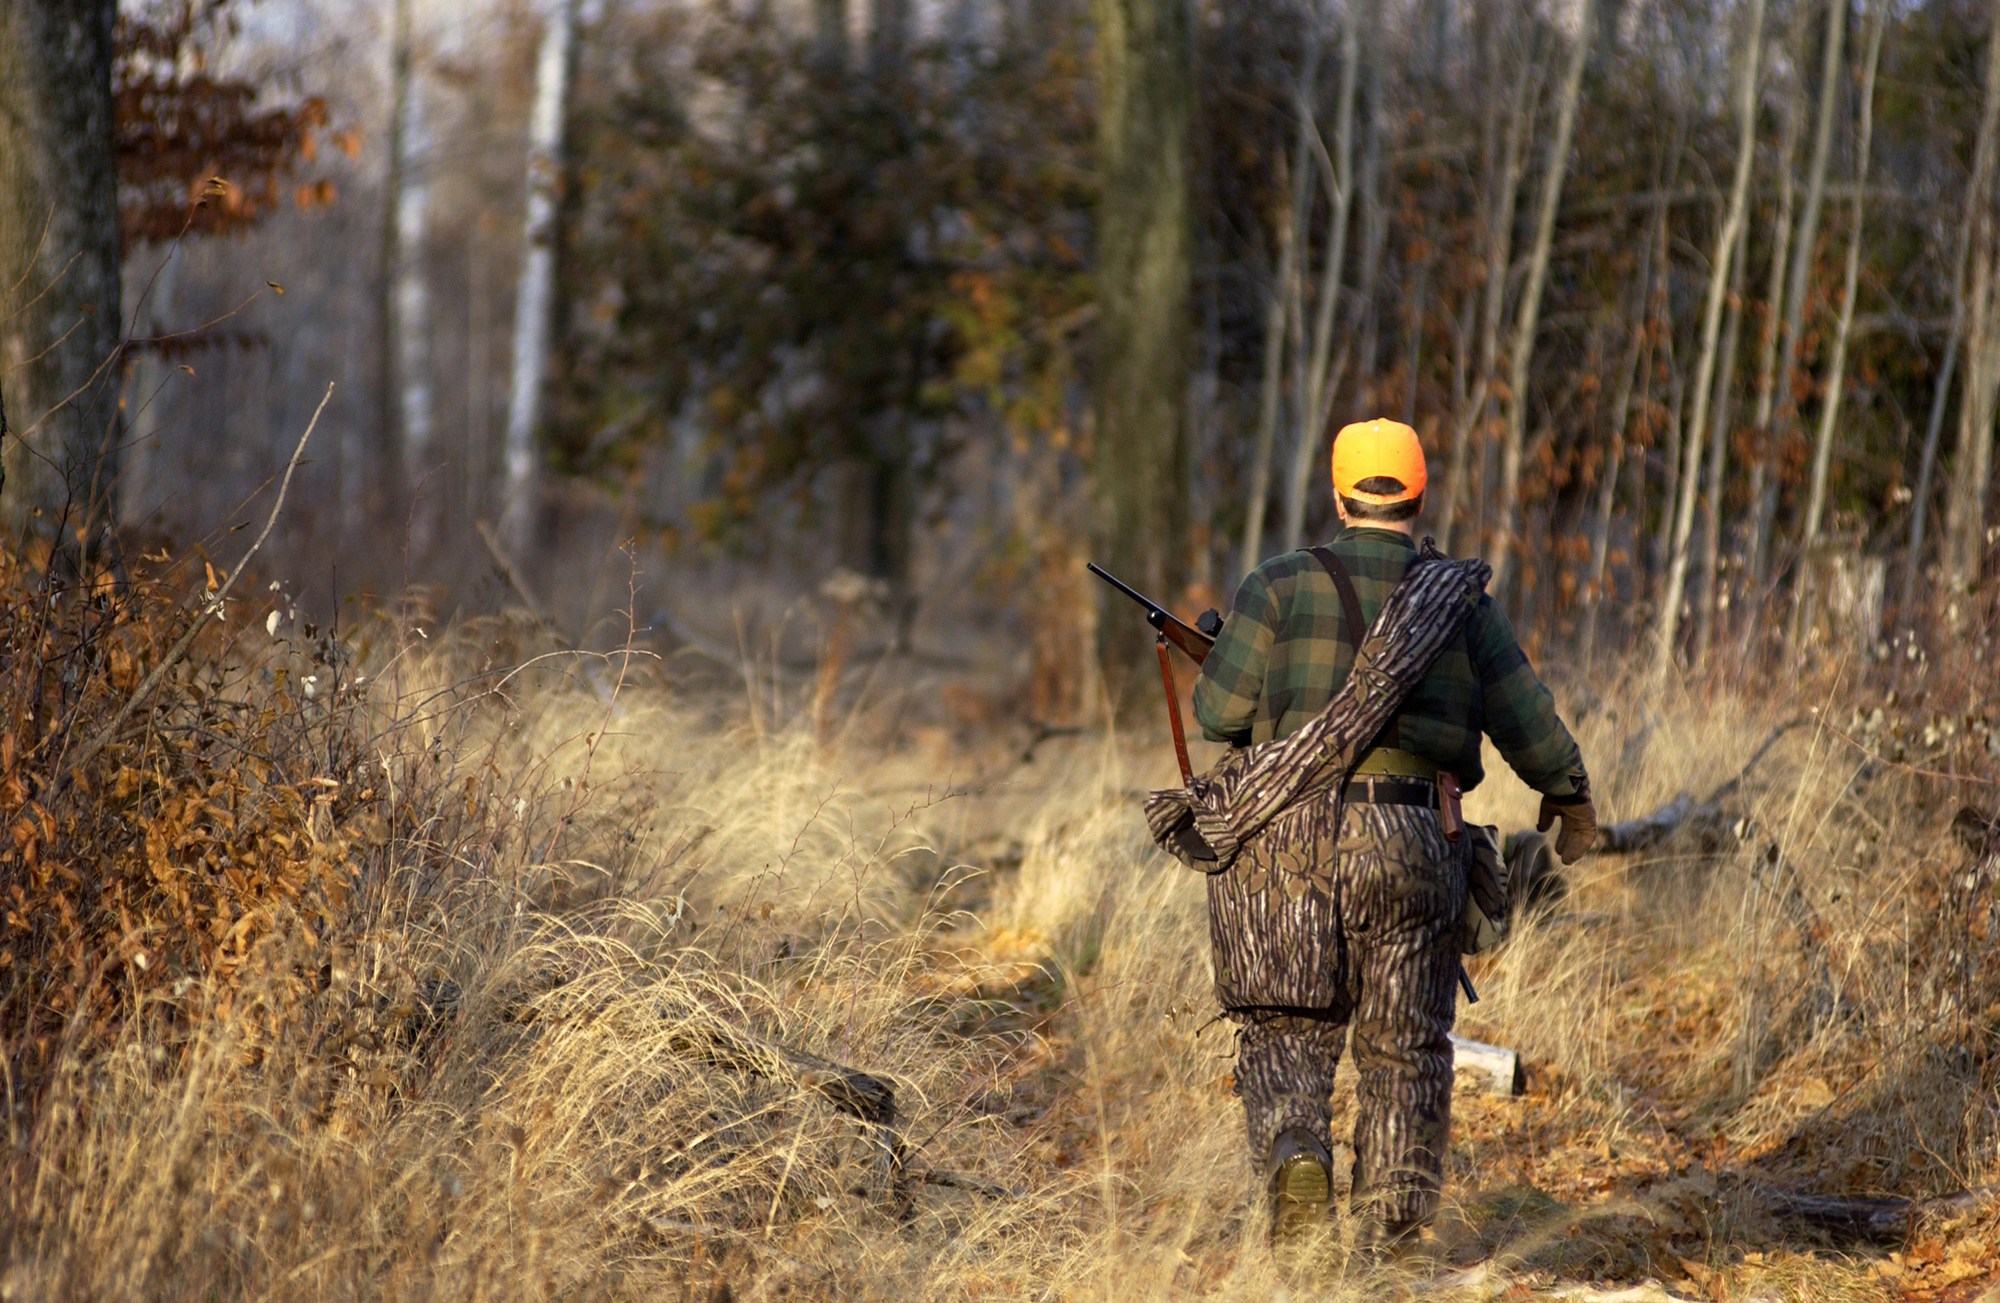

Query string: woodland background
[7,0,2000,711]
[7,3,2000,1299]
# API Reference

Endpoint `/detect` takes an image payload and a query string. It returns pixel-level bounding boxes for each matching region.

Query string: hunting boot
[1266,1126,1333,1256]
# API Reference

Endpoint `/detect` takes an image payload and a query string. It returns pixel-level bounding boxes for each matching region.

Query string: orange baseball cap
[1330,418,1427,503]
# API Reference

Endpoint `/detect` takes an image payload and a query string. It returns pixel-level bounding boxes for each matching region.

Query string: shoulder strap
[1307,546,1365,652]
[1310,544,1404,750]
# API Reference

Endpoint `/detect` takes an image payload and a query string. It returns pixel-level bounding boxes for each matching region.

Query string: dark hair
[1340,489,1424,523]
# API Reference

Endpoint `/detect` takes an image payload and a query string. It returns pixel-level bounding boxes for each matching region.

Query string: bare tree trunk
[1947,211,2000,592]
[1752,0,1847,595]
[870,0,909,74]
[1793,0,1885,641]
[1092,0,1192,696]
[1489,6,1592,593]
[1695,214,1750,668]
[0,0,121,527]
[386,0,437,554]
[1652,0,1766,681]
[815,0,848,67]
[1441,12,1534,555]
[499,0,579,553]
[1907,0,2000,610]
[1239,94,1313,580]
[1743,3,1807,598]
[1581,196,1667,673]
[1280,7,1360,553]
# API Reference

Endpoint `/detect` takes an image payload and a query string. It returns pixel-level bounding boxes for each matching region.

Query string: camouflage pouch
[1459,824,1509,954]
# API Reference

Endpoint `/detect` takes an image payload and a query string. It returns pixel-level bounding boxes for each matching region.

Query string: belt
[1341,775,1437,807]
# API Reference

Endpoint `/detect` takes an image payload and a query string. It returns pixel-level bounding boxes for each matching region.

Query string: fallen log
[1760,1182,2000,1242]
[1593,716,1813,856]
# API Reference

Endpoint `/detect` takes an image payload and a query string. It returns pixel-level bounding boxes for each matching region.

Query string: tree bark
[1743,0,1808,599]
[1580,200,1665,672]
[1440,11,1534,556]
[1946,211,2000,593]
[1793,0,1884,641]
[1280,7,1360,554]
[1092,0,1192,697]
[1652,0,1765,681]
[1489,6,1592,593]
[1903,2,2000,612]
[1753,0,1847,594]
[0,0,122,528]
[1239,87,1315,582]
[815,0,848,67]
[386,0,437,553]
[1695,214,1750,668]
[499,0,580,553]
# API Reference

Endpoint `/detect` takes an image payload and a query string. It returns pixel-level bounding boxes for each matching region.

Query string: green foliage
[555,4,1096,554]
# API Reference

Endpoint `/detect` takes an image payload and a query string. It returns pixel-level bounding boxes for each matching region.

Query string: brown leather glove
[1537,795,1597,863]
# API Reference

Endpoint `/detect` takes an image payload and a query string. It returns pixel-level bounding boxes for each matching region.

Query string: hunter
[1190,418,1595,1257]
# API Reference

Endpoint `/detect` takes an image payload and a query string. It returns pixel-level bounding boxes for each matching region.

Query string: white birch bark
[500,0,579,553]
[389,0,436,547]
[1651,0,1765,681]
[1488,6,1592,592]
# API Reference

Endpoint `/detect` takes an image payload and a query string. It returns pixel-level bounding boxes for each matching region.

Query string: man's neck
[1336,517,1417,539]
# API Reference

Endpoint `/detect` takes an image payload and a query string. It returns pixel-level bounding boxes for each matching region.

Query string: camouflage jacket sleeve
[1191,567,1280,746]
[1467,596,1589,800]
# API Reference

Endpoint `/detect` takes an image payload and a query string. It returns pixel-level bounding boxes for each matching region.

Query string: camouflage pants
[1209,791,1465,1236]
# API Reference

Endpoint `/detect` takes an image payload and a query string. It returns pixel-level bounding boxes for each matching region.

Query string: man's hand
[1537,795,1597,862]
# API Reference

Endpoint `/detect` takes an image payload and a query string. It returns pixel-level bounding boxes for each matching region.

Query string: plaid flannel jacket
[1190,527,1586,798]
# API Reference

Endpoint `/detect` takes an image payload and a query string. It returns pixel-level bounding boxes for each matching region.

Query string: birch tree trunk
[1488,7,1592,593]
[0,0,122,527]
[1092,0,1192,693]
[1907,0,2000,608]
[499,0,580,554]
[1753,0,1847,592]
[1793,0,1884,642]
[1652,0,1765,681]
[1279,9,1360,553]
[1440,13,1534,555]
[386,0,437,552]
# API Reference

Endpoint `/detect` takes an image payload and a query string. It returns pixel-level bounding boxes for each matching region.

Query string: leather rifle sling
[1310,545,1406,758]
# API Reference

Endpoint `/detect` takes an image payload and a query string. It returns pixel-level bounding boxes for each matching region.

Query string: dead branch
[58,382,333,792]
[1595,715,1811,854]
[1761,1182,1999,1242]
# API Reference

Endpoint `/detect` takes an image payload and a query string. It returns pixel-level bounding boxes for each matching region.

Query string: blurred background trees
[8,0,2000,716]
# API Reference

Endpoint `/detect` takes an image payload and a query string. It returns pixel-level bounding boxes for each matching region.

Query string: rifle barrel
[1086,562,1214,665]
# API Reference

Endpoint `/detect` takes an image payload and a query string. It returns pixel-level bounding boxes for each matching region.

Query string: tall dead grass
[3,540,1996,1300]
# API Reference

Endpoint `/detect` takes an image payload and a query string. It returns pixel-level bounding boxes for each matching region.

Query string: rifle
[1087,562,1222,787]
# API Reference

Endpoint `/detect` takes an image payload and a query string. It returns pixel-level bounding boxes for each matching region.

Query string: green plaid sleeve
[1467,596,1587,799]
[1192,567,1280,745]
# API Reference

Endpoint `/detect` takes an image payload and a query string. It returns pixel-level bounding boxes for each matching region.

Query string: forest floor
[7,571,2000,1302]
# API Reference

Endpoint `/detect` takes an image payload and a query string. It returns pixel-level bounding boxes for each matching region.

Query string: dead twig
[58,382,332,792]
[476,518,559,638]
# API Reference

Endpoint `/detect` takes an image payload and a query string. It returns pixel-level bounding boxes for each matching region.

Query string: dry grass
[4,548,1998,1301]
